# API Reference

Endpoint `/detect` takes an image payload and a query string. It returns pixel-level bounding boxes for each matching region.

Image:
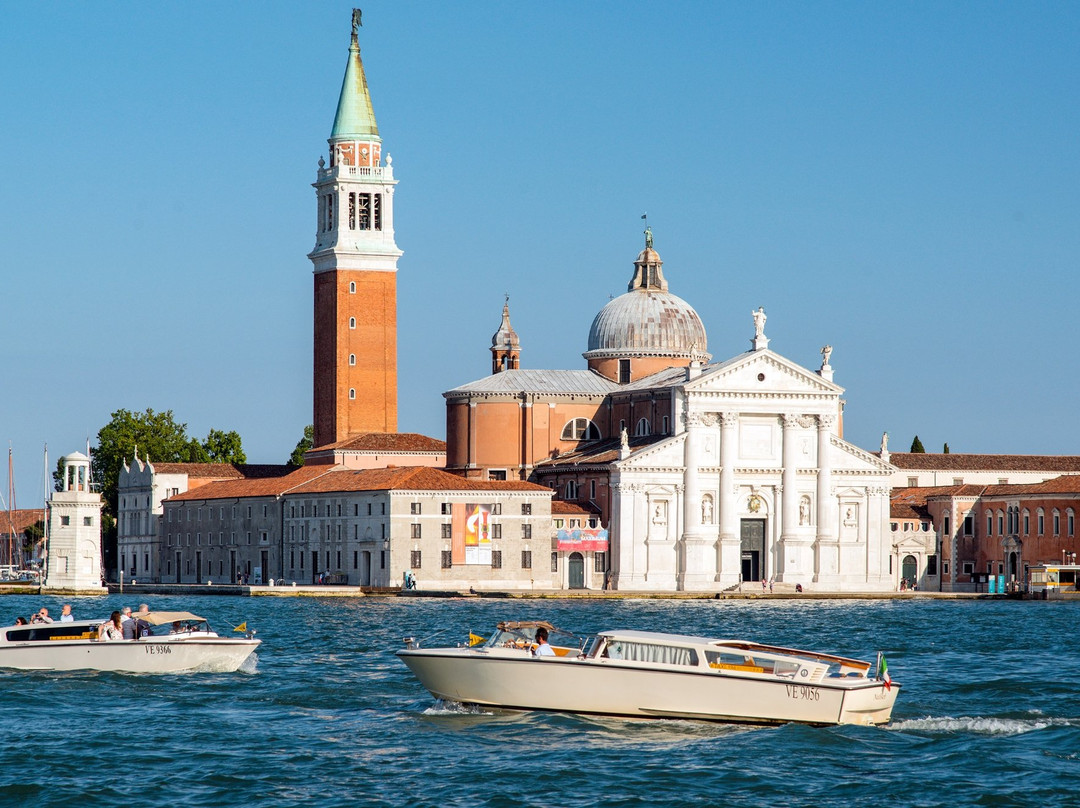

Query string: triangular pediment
[617,433,686,470]
[687,350,843,396]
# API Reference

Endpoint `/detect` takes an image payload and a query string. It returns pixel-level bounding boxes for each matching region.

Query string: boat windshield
[484,621,576,650]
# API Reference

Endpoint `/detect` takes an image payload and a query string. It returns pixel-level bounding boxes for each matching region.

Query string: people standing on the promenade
[59,604,74,622]
[769,577,774,593]
[761,579,767,593]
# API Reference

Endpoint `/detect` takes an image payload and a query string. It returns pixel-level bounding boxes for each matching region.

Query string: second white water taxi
[0,611,260,673]
[398,621,899,727]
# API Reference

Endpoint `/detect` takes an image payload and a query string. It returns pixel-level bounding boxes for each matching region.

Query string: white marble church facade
[609,343,895,593]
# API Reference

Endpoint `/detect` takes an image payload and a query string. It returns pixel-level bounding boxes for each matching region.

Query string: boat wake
[888,715,1080,736]
[237,652,259,674]
[423,699,493,717]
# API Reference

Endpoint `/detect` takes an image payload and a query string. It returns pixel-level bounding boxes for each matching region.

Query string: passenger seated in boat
[31,608,54,624]
[98,611,124,641]
[534,626,556,657]
[14,617,27,626]
[170,621,183,634]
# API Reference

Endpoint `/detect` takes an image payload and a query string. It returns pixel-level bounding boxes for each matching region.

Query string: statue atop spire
[352,8,362,36]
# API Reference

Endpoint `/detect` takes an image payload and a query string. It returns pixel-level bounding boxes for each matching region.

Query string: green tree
[202,429,247,463]
[93,408,192,515]
[289,424,314,466]
[910,435,926,453]
[943,443,950,454]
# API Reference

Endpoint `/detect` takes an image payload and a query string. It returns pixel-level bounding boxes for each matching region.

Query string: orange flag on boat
[469,632,485,646]
[234,622,247,633]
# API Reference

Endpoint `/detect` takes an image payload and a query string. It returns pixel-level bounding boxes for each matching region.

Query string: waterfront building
[446,241,896,592]
[164,465,553,589]
[878,442,1080,489]
[890,475,1080,592]
[117,458,293,583]
[43,452,105,593]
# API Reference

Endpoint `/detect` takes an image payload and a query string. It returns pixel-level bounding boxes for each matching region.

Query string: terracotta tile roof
[167,466,339,502]
[886,453,1080,473]
[311,432,447,453]
[288,466,551,495]
[551,500,602,515]
[149,463,247,478]
[982,475,1080,498]
[2,509,45,533]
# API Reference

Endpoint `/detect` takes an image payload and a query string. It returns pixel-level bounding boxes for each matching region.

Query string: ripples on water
[0,595,1077,807]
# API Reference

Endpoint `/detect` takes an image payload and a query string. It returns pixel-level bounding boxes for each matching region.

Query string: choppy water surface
[0,595,1076,807]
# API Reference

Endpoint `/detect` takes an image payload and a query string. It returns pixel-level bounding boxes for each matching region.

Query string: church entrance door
[741,519,766,582]
[568,552,585,589]
[361,551,371,586]
[902,555,918,587]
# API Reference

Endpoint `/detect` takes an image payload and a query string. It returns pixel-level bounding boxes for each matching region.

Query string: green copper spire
[330,10,380,142]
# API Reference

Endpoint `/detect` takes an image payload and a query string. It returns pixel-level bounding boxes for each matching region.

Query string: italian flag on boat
[877,654,891,690]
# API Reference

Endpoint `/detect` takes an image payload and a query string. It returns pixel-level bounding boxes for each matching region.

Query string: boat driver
[534,626,556,657]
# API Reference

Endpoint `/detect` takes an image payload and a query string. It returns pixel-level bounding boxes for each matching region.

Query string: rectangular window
[410,550,422,569]
[492,523,502,539]
[381,503,386,515]
[367,503,372,516]
[441,503,452,515]
[83,516,93,526]
[441,523,452,539]
[353,504,358,516]
[551,552,558,572]
[1070,514,1075,536]
[907,477,918,487]
[963,515,974,536]
[353,551,358,569]
[554,519,564,529]
[381,550,386,570]
[521,550,532,569]
[1054,513,1060,534]
[441,550,452,569]
[619,359,631,384]
[411,523,422,539]
[410,502,421,515]
[492,503,502,515]
[594,552,607,573]
[590,480,596,500]
[1024,514,1030,534]
[943,560,949,575]
[357,192,371,229]
[998,515,1004,535]
[491,550,502,569]
[61,515,70,526]
[1038,515,1044,534]
[962,562,974,575]
[943,515,950,535]
[349,192,356,229]
[488,469,507,481]
[521,503,532,516]
[373,193,382,230]
[522,524,532,539]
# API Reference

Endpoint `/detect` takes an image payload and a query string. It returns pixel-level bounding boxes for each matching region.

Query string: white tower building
[43,452,106,593]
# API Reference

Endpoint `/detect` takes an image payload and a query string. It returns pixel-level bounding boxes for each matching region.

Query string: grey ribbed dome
[585,289,708,358]
[583,242,708,360]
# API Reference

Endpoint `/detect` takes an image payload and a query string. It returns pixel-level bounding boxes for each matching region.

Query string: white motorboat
[398,621,899,727]
[0,611,260,673]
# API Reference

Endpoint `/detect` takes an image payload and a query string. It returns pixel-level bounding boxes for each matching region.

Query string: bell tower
[309,9,402,448]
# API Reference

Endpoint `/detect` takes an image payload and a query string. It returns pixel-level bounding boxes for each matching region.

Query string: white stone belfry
[43,452,106,593]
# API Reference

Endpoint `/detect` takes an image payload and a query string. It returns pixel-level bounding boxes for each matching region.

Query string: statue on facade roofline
[752,306,766,338]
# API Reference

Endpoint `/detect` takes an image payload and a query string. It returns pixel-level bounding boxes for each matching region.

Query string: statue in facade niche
[702,496,713,524]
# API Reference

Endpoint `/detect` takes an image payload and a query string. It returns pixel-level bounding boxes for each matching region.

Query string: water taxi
[0,611,260,673]
[398,621,898,726]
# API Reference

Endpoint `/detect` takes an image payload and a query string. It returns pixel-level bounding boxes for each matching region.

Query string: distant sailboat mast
[41,443,49,582]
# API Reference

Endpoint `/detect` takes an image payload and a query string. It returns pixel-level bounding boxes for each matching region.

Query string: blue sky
[3,2,1079,508]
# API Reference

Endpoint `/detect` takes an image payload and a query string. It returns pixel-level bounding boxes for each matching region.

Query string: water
[1,595,1077,807]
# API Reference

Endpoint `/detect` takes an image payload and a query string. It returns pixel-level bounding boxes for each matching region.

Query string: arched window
[560,418,600,441]
[349,281,356,293]
[985,510,993,536]
[565,480,579,499]
[349,354,356,366]
[348,388,356,400]
[349,317,356,329]
[1053,509,1061,535]
[661,415,670,434]
[635,418,651,437]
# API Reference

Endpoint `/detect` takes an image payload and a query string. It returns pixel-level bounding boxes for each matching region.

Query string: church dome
[584,241,708,361]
